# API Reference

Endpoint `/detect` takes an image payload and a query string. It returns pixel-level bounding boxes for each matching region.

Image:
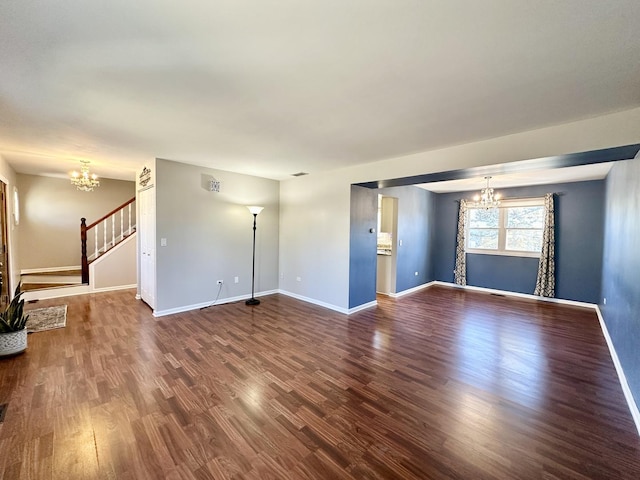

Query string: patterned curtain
[454,199,468,286]
[534,193,555,297]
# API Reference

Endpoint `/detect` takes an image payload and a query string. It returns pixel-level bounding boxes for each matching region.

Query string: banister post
[81,217,89,284]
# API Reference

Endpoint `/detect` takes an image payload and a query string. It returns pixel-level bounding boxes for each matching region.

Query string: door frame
[0,173,16,300]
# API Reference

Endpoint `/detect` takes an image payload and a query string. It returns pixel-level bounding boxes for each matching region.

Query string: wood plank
[1,286,639,479]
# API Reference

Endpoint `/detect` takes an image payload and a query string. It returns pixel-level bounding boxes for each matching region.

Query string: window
[466,198,545,257]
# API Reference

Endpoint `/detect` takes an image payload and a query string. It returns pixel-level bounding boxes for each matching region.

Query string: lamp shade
[247,206,264,215]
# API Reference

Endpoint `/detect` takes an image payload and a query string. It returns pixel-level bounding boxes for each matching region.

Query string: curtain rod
[455,193,557,203]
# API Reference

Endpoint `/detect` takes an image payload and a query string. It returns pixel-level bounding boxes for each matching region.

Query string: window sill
[466,249,540,259]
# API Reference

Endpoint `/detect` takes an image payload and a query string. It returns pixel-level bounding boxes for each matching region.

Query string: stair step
[21,269,83,291]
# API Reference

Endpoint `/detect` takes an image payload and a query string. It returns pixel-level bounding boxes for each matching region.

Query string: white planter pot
[0,329,27,356]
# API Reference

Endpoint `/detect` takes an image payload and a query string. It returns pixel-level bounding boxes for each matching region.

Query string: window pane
[505,229,543,252]
[468,229,499,249]
[506,206,545,229]
[469,208,499,228]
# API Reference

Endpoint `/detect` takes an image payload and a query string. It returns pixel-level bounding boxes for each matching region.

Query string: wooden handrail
[81,218,89,284]
[81,196,136,284]
[87,197,135,230]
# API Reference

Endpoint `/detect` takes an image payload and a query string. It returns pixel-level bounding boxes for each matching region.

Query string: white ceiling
[1,1,639,182]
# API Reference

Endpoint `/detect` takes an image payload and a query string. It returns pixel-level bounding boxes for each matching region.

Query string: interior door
[0,182,10,308]
[139,187,155,308]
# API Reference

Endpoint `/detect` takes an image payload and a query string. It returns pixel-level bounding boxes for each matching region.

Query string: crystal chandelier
[70,161,100,191]
[473,176,500,209]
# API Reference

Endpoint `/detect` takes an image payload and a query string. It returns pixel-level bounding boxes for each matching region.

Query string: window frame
[466,197,545,258]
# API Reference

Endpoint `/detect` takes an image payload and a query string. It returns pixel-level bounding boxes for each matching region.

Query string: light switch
[160,238,167,247]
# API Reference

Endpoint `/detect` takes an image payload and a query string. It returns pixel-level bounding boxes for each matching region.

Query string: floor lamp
[246,206,264,306]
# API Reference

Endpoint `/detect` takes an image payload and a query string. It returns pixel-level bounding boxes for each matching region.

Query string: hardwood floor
[1,286,639,479]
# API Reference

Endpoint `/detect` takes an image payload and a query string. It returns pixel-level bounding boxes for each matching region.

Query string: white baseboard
[389,281,436,299]
[348,300,377,314]
[20,265,81,275]
[91,284,137,294]
[595,306,640,436]
[152,289,279,317]
[432,281,597,309]
[277,290,351,314]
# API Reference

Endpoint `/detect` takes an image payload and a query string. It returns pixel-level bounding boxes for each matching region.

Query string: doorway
[0,182,10,308]
[376,195,398,295]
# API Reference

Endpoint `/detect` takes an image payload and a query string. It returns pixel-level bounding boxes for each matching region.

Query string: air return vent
[291,172,309,177]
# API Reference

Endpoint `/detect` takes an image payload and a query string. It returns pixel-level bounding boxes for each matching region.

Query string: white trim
[594,306,640,436]
[21,284,139,302]
[91,284,138,294]
[277,290,350,314]
[22,285,91,301]
[92,231,136,265]
[389,281,435,298]
[21,265,81,275]
[347,300,377,314]
[152,289,279,317]
[432,281,596,309]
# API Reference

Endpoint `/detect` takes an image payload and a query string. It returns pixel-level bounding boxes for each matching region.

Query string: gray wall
[433,180,605,303]
[601,156,640,408]
[349,184,435,308]
[17,174,135,270]
[155,159,279,312]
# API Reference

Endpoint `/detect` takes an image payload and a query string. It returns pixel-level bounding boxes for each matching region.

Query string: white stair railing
[81,197,136,283]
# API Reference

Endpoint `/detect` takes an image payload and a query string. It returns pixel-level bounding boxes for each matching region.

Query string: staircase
[81,197,136,283]
[20,268,83,291]
[21,197,137,300]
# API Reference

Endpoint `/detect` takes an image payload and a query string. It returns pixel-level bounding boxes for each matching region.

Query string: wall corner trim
[595,306,640,436]
[347,300,377,314]
[278,290,352,314]
[389,281,436,298]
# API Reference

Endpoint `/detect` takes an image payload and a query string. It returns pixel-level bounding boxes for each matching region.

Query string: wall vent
[291,172,309,177]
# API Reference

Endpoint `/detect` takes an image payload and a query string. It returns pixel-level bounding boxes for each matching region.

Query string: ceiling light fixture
[70,160,100,191]
[473,176,500,209]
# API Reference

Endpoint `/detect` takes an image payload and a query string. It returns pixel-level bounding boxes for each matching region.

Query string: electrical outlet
[216,280,223,285]
[234,276,239,284]
[603,297,607,305]
[415,271,418,276]
[296,276,302,282]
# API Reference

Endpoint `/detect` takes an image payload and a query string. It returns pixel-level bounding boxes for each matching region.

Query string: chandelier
[70,161,100,191]
[473,176,500,209]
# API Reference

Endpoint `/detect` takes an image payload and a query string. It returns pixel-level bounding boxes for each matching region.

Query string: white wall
[154,158,279,314]
[279,107,640,311]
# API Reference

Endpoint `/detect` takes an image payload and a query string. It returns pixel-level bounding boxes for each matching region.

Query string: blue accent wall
[433,180,605,303]
[378,186,436,292]
[349,185,436,308]
[349,185,378,308]
[601,156,640,407]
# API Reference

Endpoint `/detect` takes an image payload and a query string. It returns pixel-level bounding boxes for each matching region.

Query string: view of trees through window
[467,200,545,255]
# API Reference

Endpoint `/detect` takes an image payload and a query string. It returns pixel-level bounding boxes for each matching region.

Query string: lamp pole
[246,206,263,306]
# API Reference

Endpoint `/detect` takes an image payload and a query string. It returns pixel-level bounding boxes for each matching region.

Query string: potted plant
[0,283,29,356]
